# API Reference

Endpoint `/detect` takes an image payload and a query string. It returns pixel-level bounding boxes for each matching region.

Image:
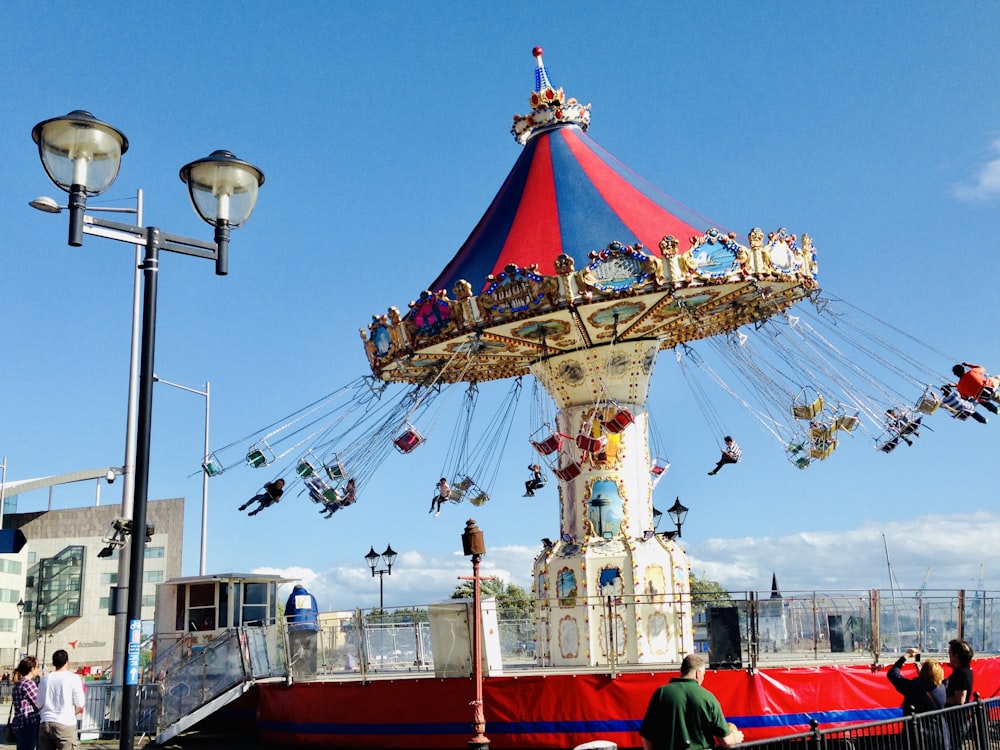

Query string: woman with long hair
[11,656,40,750]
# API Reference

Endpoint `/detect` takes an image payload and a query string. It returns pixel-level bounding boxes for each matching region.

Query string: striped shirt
[724,441,742,462]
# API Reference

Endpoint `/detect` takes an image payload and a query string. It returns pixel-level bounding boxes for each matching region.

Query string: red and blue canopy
[428,123,714,294]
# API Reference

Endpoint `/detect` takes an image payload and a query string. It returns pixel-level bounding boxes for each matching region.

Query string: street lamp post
[461,519,489,750]
[153,376,211,575]
[666,497,689,539]
[31,110,263,750]
[30,190,143,697]
[364,545,397,612]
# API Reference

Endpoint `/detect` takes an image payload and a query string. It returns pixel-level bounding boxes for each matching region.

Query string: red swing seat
[393,427,425,454]
[575,432,608,454]
[553,462,582,481]
[530,431,563,455]
[603,408,635,434]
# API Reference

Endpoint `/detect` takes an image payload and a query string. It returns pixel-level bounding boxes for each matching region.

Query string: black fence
[741,694,1000,750]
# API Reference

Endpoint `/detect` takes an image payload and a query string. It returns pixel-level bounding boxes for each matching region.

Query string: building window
[0,589,20,604]
[100,573,118,585]
[141,595,156,607]
[25,575,34,589]
[0,560,22,575]
[243,582,269,625]
[0,619,14,633]
[144,570,164,584]
[144,547,165,559]
[99,597,110,610]
[27,553,36,564]
[188,583,216,631]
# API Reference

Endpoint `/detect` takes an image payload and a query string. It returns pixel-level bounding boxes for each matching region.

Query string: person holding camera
[887,647,946,713]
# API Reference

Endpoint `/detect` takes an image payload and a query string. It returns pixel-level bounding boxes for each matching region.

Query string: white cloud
[254,544,539,612]
[953,138,1000,201]
[687,512,999,594]
[255,513,999,611]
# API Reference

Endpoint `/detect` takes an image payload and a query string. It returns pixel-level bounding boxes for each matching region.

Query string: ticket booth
[154,573,291,652]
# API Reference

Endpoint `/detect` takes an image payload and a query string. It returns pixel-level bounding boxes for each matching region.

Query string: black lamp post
[667,497,689,538]
[364,544,397,612]
[461,519,489,750]
[31,110,263,750]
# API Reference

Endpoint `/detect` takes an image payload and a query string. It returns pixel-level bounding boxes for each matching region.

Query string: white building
[0,498,184,671]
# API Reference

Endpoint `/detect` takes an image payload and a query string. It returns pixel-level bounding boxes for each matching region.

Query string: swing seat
[296,460,317,478]
[914,387,941,415]
[650,458,671,476]
[531,433,562,455]
[792,455,811,469]
[303,475,331,502]
[469,491,489,507]
[808,439,837,460]
[894,414,922,437]
[876,434,899,453]
[603,408,635,434]
[792,395,824,420]
[576,433,608,454]
[554,461,582,481]
[835,413,860,433]
[809,421,836,441]
[449,476,474,503]
[786,441,806,455]
[246,449,268,468]
[321,488,340,505]
[650,458,670,489]
[202,456,224,477]
[325,460,345,481]
[393,427,425,454]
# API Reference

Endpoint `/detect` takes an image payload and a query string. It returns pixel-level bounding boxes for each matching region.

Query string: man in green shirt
[639,654,744,750]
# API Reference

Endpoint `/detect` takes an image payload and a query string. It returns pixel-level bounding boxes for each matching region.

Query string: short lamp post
[15,599,24,663]
[461,519,489,750]
[364,544,397,612]
[31,110,263,750]
[667,497,689,538]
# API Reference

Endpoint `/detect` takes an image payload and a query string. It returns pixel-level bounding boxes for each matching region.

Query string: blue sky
[3,2,1000,612]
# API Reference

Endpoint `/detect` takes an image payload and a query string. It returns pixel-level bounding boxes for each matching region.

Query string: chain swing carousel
[361,47,818,667]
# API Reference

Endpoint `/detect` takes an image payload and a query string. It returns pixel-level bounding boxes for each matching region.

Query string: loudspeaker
[707,607,742,669]
[828,614,845,653]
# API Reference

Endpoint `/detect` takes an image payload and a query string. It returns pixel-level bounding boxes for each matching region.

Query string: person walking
[639,654,744,750]
[36,650,85,750]
[11,656,40,750]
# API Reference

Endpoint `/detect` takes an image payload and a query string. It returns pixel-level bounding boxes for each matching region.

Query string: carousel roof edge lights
[362,48,819,386]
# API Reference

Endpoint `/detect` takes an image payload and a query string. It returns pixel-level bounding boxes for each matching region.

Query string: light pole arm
[82,215,220,263]
[152,376,211,575]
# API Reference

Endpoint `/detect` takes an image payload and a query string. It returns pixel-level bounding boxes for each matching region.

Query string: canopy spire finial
[512,46,591,145]
[533,46,553,93]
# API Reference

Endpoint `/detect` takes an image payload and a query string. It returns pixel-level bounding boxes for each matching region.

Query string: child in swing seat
[429,478,450,516]
[524,465,545,496]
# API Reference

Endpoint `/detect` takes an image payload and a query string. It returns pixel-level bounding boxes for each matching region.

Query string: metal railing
[71,621,286,740]
[741,694,1000,750]
[296,587,1000,676]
